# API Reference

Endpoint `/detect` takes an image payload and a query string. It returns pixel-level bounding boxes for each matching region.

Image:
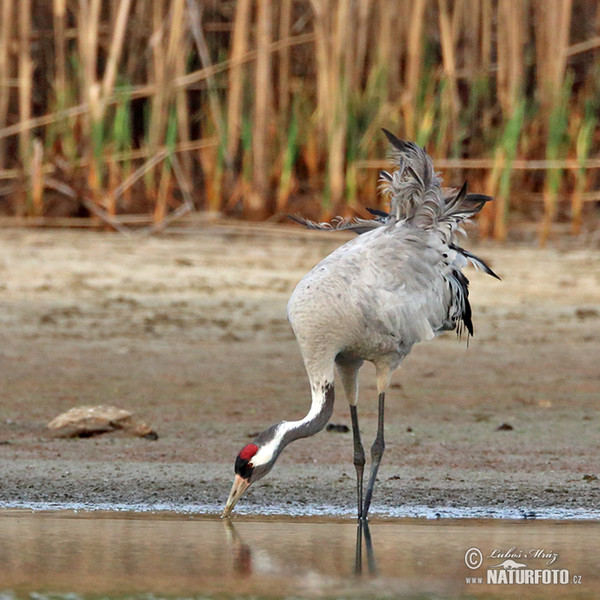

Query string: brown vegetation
[0,1,599,241]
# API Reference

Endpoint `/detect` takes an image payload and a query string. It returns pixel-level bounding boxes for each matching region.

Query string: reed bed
[0,0,599,242]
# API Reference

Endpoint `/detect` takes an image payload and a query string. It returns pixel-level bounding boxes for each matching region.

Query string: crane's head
[222,424,283,517]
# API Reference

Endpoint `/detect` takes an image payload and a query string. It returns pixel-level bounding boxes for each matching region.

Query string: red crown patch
[239,443,258,461]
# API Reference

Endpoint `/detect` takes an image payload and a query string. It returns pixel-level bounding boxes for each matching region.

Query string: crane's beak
[221,474,251,518]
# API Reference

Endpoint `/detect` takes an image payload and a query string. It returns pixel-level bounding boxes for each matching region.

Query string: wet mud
[0,227,599,516]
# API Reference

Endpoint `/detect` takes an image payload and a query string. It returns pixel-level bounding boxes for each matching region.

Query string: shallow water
[1,509,598,600]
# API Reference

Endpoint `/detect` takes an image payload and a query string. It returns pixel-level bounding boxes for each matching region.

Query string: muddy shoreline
[1,227,599,517]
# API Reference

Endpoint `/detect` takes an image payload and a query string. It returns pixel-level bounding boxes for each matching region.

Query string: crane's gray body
[288,225,457,380]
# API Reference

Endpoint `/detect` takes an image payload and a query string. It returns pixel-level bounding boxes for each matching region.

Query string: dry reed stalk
[76,0,103,215]
[278,0,293,118]
[0,0,13,167]
[148,0,167,156]
[497,0,526,114]
[480,0,493,132]
[460,0,480,80]
[31,138,43,216]
[303,127,320,192]
[109,150,167,201]
[98,0,132,119]
[388,1,406,101]
[169,153,195,213]
[200,146,221,213]
[126,0,146,75]
[153,162,172,224]
[477,153,503,239]
[151,0,187,223]
[352,0,371,88]
[492,177,508,241]
[329,0,351,211]
[437,0,460,141]
[187,0,225,142]
[533,0,572,111]
[311,0,330,134]
[566,35,600,56]
[18,0,32,167]
[226,0,251,166]
[53,0,67,101]
[78,0,102,119]
[106,158,118,218]
[175,49,192,171]
[15,0,32,217]
[480,0,493,66]
[147,0,168,209]
[404,0,426,138]
[165,0,186,105]
[249,0,273,216]
[571,178,585,235]
[536,1,572,245]
[0,103,90,144]
[171,3,192,198]
[571,116,595,234]
[375,0,396,100]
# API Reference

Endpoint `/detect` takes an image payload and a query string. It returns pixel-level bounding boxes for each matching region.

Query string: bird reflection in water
[224,519,252,576]
[224,519,377,578]
[355,519,377,575]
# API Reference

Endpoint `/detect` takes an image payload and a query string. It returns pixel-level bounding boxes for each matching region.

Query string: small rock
[496,422,514,431]
[326,423,349,433]
[575,307,599,320]
[175,257,194,267]
[47,405,158,439]
[582,474,598,482]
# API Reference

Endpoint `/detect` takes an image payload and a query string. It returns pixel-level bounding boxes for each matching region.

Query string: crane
[222,129,499,520]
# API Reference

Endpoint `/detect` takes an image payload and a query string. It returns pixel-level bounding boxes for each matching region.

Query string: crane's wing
[362,229,476,341]
[305,225,477,347]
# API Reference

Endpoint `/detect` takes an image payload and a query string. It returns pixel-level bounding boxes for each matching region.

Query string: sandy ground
[0,224,599,516]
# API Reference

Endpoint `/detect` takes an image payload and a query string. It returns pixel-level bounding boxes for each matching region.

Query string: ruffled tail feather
[379,129,491,242]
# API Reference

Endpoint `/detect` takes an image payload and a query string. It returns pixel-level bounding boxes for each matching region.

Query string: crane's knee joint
[354,449,366,468]
[370,439,385,459]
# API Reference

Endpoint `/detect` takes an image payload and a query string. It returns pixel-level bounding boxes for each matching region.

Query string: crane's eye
[235,454,254,479]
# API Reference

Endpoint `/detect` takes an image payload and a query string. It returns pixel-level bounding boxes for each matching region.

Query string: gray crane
[222,129,499,520]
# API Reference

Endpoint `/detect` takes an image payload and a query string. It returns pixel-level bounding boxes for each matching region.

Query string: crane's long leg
[361,391,385,519]
[350,404,366,520]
